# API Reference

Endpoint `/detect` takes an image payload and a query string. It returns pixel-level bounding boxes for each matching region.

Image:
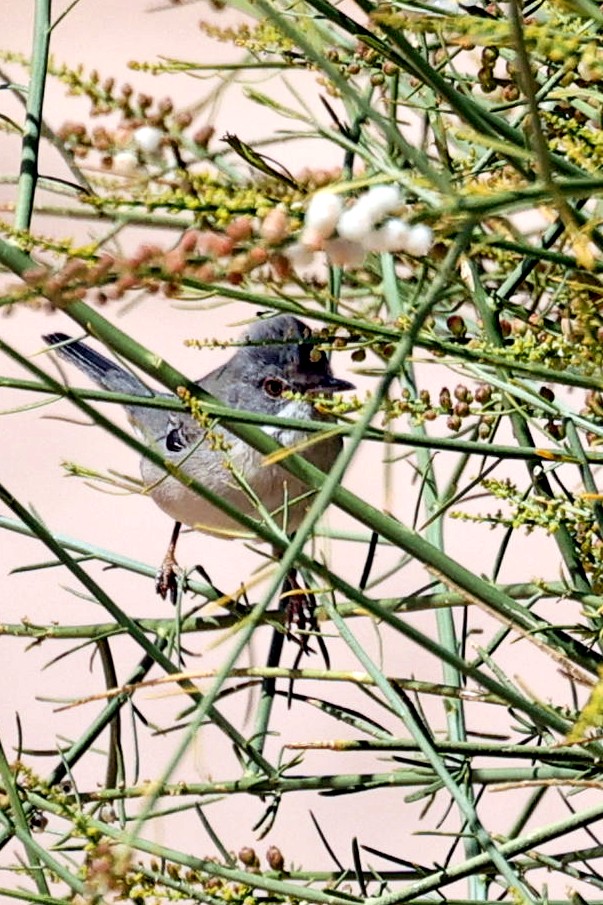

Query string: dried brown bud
[439,387,452,411]
[266,846,285,871]
[501,83,520,103]
[22,267,48,286]
[164,247,187,276]
[239,847,259,868]
[474,384,492,404]
[174,111,193,129]
[226,216,254,242]
[192,263,216,282]
[158,97,174,116]
[193,125,215,148]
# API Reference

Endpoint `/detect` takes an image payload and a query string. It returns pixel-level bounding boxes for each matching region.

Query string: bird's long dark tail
[43,333,152,398]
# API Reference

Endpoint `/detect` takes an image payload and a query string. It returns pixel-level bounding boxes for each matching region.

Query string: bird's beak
[312,374,355,394]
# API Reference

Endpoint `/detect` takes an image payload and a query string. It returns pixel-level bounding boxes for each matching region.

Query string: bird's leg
[281,566,315,653]
[271,540,322,658]
[155,521,183,605]
[283,567,333,669]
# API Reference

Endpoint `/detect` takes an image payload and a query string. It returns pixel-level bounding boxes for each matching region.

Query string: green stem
[7,369,603,459]
[468,258,591,592]
[321,596,535,901]
[367,796,603,903]
[0,741,50,898]
[14,0,51,231]
[0,480,275,778]
[4,311,600,701]
[21,764,597,804]
[27,791,365,905]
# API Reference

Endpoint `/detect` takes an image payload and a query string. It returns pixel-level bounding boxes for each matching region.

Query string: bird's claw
[282,570,319,655]
[155,556,183,605]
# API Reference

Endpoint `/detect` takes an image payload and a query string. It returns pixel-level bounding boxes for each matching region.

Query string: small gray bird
[43,315,353,599]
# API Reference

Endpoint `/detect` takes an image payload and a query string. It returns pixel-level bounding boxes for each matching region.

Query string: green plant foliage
[5,0,603,903]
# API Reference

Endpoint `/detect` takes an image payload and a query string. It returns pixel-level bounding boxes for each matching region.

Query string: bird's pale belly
[140,430,327,536]
[138,395,341,535]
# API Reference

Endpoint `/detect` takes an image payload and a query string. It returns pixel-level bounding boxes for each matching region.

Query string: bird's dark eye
[166,426,186,452]
[263,376,287,398]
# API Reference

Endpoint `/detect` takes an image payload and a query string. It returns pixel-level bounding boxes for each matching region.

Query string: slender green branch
[0,740,51,897]
[7,369,602,459]
[14,0,51,230]
[5,302,599,684]
[0,480,276,778]
[22,764,598,805]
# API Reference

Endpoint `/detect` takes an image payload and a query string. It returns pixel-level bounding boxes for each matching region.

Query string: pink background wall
[1,1,594,898]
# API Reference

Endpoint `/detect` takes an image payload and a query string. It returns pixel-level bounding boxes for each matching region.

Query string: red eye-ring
[263,377,287,398]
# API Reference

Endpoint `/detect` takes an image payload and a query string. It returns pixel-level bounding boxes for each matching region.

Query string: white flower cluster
[112,126,165,175]
[295,185,433,268]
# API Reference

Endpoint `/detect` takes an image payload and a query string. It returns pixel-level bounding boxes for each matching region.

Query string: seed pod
[239,847,259,868]
[474,384,492,404]
[266,846,285,871]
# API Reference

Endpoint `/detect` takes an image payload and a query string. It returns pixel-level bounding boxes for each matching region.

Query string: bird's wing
[43,333,176,442]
